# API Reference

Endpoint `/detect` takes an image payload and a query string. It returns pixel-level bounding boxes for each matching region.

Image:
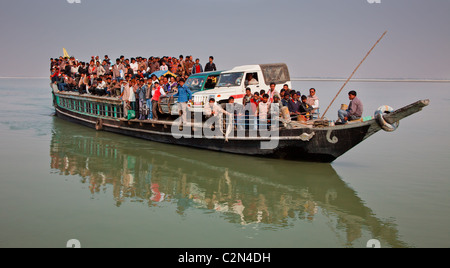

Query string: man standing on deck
[307,88,320,109]
[173,78,193,128]
[150,81,166,121]
[268,83,280,103]
[338,90,364,124]
[145,80,153,120]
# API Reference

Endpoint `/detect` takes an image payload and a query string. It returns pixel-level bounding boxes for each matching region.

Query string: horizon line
[292,78,450,83]
[0,76,449,83]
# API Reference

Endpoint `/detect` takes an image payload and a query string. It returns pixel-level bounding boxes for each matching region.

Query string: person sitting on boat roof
[337,90,364,124]
[87,74,98,94]
[57,73,69,92]
[130,58,139,74]
[88,61,97,76]
[160,61,169,71]
[96,61,106,76]
[105,77,117,97]
[77,73,89,94]
[94,78,107,96]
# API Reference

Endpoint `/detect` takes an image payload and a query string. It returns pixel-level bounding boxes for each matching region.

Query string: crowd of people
[50,54,217,96]
[201,84,321,131]
[204,86,363,127]
[50,54,217,120]
[226,85,319,120]
[50,54,363,124]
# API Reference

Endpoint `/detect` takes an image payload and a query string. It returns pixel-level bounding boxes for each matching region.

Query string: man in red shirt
[192,58,203,74]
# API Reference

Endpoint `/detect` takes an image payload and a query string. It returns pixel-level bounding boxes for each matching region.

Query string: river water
[0,78,449,248]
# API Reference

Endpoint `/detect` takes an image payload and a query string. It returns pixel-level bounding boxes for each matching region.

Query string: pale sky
[0,0,449,79]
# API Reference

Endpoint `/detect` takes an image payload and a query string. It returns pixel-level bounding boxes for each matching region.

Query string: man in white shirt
[246,73,259,86]
[204,98,229,117]
[307,88,320,118]
[160,61,169,71]
[130,58,139,74]
[259,94,270,121]
[307,88,319,109]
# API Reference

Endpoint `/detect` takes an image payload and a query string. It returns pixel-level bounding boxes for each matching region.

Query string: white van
[189,63,292,112]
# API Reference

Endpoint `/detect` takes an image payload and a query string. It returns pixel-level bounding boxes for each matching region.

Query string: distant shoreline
[0,77,449,83]
[292,78,450,83]
[0,77,48,79]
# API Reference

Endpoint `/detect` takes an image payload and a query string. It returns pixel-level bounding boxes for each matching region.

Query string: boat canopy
[150,70,177,79]
[259,63,291,85]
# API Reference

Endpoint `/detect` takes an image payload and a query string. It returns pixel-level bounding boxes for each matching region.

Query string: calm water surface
[0,78,449,248]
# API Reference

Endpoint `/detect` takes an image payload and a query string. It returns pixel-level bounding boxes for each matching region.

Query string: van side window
[245,73,259,86]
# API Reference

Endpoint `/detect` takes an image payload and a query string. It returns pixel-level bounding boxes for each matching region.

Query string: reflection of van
[160,71,222,115]
[190,63,291,112]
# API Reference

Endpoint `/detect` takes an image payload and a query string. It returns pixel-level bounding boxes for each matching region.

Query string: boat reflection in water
[50,118,408,248]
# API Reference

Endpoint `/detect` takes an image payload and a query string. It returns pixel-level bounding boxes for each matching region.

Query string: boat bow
[383,99,430,125]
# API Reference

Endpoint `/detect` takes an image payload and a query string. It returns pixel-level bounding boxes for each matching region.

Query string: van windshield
[217,72,244,87]
[185,76,206,92]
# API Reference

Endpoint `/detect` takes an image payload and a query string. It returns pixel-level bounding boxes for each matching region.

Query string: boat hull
[54,105,377,163]
[52,91,428,163]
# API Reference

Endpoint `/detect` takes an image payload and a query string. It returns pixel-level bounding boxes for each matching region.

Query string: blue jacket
[174,84,193,103]
[136,85,147,100]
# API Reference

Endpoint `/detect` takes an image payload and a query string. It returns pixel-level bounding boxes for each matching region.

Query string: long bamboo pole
[321,31,387,119]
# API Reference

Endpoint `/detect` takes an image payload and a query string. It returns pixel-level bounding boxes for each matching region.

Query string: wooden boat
[51,90,429,163]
